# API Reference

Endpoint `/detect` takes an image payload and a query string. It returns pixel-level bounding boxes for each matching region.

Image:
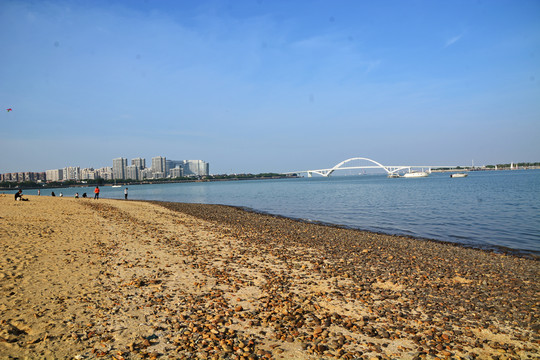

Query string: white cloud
[444,33,464,47]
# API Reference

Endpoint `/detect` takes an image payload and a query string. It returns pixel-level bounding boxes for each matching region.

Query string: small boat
[450,173,468,178]
[402,171,429,178]
[112,185,121,188]
[387,173,400,178]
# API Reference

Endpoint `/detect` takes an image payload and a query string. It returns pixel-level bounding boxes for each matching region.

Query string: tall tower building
[63,166,81,181]
[112,157,128,180]
[151,156,167,176]
[131,157,146,169]
[126,165,139,180]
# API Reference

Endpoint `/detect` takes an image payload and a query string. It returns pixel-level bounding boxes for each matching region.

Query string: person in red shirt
[94,186,100,200]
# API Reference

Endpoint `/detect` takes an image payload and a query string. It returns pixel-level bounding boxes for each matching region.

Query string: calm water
[15,170,540,255]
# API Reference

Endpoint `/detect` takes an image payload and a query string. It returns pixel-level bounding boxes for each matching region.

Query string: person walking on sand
[124,187,128,200]
[94,186,100,200]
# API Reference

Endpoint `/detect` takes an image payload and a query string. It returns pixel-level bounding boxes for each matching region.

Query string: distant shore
[1,195,538,359]
[0,174,299,191]
[4,168,540,192]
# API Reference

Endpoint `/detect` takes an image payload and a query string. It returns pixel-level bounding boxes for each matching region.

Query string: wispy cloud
[445,33,464,48]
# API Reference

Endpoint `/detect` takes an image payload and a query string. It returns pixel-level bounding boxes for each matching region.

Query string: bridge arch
[292,157,444,177]
[327,157,391,176]
[307,157,396,177]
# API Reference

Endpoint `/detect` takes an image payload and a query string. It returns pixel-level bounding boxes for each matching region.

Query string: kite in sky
[6,108,12,112]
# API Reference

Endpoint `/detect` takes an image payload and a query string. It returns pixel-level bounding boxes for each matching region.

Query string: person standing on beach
[94,186,100,200]
[124,187,128,200]
[38,189,40,196]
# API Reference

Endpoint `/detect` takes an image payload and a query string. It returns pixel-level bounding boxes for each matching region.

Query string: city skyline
[0,155,209,183]
[1,1,539,174]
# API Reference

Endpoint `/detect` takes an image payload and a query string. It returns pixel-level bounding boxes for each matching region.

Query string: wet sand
[0,195,538,359]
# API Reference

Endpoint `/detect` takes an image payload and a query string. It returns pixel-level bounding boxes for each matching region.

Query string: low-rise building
[97,167,113,180]
[169,167,183,178]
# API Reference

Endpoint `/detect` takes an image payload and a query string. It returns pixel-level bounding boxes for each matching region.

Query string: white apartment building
[63,166,80,181]
[126,165,139,180]
[140,168,153,180]
[112,157,128,180]
[131,157,146,169]
[151,156,167,175]
[46,169,63,182]
[80,168,97,180]
[169,167,183,178]
[97,167,113,180]
[165,160,209,177]
[181,160,209,176]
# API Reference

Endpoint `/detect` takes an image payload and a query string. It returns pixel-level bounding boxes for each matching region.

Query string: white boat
[112,185,121,188]
[401,171,429,178]
[450,173,468,178]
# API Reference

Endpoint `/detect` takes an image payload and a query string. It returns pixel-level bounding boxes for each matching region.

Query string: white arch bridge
[284,157,458,177]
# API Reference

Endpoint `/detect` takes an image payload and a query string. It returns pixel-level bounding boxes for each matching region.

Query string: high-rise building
[0,173,12,182]
[151,156,167,176]
[63,166,80,181]
[97,167,113,180]
[166,160,182,170]
[36,172,47,182]
[131,157,146,169]
[46,169,63,182]
[180,160,209,176]
[112,157,128,180]
[0,172,44,182]
[81,168,97,180]
[126,165,139,180]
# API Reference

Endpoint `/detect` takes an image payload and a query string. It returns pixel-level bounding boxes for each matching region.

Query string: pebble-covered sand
[0,195,538,359]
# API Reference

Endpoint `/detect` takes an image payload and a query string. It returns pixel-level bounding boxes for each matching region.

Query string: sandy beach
[0,195,538,360]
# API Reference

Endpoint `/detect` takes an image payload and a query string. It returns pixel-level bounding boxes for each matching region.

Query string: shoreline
[3,190,539,258]
[3,170,539,258]
[1,196,538,359]
[179,201,539,260]
[0,175,299,192]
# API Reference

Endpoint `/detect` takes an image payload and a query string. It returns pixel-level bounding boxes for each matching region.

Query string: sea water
[20,170,540,255]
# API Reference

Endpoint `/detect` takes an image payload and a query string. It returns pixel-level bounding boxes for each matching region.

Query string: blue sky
[1,0,539,174]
